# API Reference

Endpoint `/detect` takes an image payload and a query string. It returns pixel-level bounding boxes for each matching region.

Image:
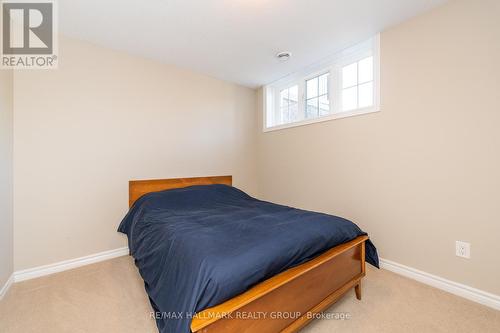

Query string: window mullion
[298,81,305,121]
[356,61,360,109]
[332,66,340,114]
[285,88,289,123]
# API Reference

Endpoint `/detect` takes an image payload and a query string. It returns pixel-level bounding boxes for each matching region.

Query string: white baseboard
[0,274,14,300]
[6,249,500,312]
[13,247,129,282]
[380,258,500,311]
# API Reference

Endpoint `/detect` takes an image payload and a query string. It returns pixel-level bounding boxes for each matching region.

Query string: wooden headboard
[128,175,232,207]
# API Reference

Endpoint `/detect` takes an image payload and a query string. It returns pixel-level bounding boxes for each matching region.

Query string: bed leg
[355,282,361,300]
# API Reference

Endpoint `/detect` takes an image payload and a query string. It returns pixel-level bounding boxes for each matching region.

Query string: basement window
[263,35,380,132]
[306,73,330,118]
[279,85,299,124]
[342,56,374,111]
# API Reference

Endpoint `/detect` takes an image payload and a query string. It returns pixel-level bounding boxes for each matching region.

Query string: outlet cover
[456,241,471,259]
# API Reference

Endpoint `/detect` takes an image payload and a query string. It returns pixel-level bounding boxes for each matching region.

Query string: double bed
[119,176,379,333]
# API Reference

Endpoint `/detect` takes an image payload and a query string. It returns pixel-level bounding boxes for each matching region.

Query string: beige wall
[13,36,257,271]
[10,0,500,297]
[257,0,500,295]
[0,69,14,289]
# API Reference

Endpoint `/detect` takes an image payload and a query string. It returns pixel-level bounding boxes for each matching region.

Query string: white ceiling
[59,0,447,88]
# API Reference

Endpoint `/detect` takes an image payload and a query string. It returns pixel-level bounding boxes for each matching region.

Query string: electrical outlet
[456,241,470,259]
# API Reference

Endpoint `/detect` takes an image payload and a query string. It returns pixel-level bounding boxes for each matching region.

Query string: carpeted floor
[0,256,499,333]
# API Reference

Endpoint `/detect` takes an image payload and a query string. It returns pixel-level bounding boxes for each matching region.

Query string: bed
[119,175,379,333]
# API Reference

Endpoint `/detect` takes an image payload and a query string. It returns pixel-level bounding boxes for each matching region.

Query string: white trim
[373,34,381,114]
[380,258,500,311]
[14,247,129,282]
[0,274,14,300]
[262,107,380,132]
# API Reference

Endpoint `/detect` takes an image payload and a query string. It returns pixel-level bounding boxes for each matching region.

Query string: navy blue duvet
[118,184,378,333]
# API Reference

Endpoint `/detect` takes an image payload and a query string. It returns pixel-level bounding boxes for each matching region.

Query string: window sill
[263,107,380,133]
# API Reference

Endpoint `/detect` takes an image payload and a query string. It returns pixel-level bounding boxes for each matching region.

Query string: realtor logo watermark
[1,0,57,69]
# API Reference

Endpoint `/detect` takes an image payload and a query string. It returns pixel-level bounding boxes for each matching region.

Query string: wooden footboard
[191,236,367,333]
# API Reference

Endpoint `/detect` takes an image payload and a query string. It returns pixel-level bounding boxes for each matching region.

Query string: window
[264,35,380,131]
[342,56,373,111]
[279,85,299,124]
[306,73,329,118]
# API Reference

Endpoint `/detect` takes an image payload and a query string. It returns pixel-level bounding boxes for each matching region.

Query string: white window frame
[305,71,331,119]
[263,34,380,132]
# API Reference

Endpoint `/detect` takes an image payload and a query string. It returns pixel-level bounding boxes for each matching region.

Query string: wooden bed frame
[129,176,368,333]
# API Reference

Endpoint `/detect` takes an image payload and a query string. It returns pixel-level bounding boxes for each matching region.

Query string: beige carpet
[1,256,499,333]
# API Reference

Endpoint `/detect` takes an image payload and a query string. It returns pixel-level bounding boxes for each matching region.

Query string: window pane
[281,106,290,123]
[306,97,318,118]
[290,102,299,121]
[358,56,373,84]
[318,73,329,96]
[319,94,330,116]
[358,82,373,108]
[306,77,318,99]
[288,85,298,104]
[342,87,357,111]
[280,89,288,108]
[342,63,357,88]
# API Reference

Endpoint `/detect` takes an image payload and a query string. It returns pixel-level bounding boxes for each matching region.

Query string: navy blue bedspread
[118,184,378,333]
